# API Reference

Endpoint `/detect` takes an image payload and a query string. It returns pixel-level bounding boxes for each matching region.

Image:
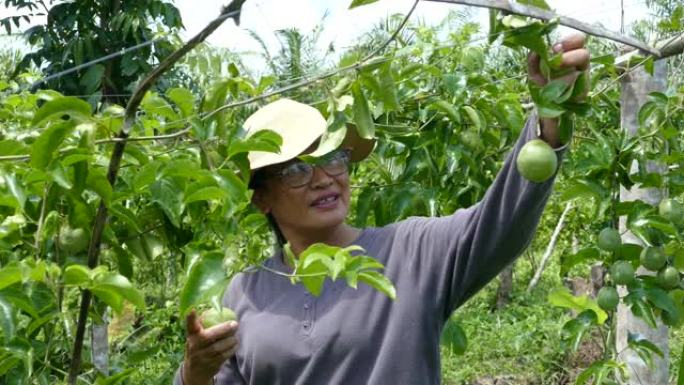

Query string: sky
[174,0,649,51]
[1,0,650,71]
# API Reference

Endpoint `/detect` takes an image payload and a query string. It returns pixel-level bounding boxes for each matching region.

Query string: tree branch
[65,5,242,384]
[0,128,193,162]
[423,0,661,57]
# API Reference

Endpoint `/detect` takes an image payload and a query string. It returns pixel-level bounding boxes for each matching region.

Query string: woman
[176,34,590,385]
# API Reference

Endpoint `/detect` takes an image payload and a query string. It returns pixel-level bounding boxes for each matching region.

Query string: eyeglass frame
[261,148,352,188]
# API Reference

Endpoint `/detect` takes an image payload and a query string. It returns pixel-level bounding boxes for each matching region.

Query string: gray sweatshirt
[175,113,563,385]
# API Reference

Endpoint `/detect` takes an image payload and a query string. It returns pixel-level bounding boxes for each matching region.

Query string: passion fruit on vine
[516,139,557,183]
[597,228,621,252]
[659,198,684,224]
[597,286,619,311]
[201,307,237,329]
[610,261,635,285]
[640,246,667,271]
[59,227,89,254]
[657,266,680,289]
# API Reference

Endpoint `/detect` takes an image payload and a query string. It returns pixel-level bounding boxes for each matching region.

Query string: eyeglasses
[266,149,351,188]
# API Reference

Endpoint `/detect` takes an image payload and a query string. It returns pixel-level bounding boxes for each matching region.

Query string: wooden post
[616,60,668,385]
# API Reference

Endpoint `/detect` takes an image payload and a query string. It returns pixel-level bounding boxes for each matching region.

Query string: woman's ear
[251,189,271,214]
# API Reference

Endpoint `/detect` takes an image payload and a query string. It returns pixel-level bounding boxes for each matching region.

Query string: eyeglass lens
[279,150,350,187]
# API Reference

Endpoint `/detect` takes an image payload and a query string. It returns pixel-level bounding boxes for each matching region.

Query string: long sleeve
[389,112,565,321]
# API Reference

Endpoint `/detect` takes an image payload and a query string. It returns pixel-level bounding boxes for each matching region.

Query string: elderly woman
[175,34,590,385]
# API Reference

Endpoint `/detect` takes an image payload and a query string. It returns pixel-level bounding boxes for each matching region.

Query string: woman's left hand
[527,32,591,147]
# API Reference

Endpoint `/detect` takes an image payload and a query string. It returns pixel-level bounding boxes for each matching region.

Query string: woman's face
[252,154,352,235]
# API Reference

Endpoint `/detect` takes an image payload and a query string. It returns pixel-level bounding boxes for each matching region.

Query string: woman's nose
[309,166,333,188]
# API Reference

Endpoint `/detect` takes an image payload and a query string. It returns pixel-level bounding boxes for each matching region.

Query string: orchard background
[0,0,684,384]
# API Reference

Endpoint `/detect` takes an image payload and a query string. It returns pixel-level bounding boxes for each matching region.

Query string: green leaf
[0,296,15,344]
[79,64,104,93]
[548,287,607,324]
[349,0,380,9]
[30,122,76,170]
[141,93,179,128]
[441,318,467,355]
[561,247,599,276]
[150,178,185,228]
[0,265,22,291]
[167,88,195,118]
[92,273,145,310]
[351,82,375,139]
[228,130,283,159]
[93,368,135,385]
[4,174,26,211]
[561,310,597,351]
[431,99,461,124]
[86,169,113,204]
[625,293,657,328]
[109,204,142,234]
[678,343,684,385]
[63,265,92,286]
[462,106,482,131]
[517,0,551,10]
[378,63,400,111]
[179,252,227,317]
[644,287,677,315]
[305,112,348,159]
[32,96,92,126]
[298,261,327,297]
[358,271,396,300]
[184,187,226,204]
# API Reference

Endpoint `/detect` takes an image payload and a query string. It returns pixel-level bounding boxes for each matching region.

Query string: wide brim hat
[243,98,375,170]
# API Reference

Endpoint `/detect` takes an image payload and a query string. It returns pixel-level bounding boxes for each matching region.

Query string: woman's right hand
[182,310,239,385]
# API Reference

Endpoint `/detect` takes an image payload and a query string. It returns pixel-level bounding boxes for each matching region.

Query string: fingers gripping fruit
[597,228,621,252]
[640,247,667,271]
[597,286,619,311]
[516,139,558,183]
[201,307,237,329]
[610,261,635,285]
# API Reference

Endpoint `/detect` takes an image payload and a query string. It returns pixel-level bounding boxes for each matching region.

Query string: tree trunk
[616,61,668,385]
[496,263,514,309]
[91,314,109,376]
[527,203,572,292]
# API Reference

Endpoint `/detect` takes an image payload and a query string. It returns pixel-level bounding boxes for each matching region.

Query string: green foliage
[1,0,184,104]
[0,1,682,384]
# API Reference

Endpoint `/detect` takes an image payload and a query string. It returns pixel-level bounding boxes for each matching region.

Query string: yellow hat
[243,98,375,170]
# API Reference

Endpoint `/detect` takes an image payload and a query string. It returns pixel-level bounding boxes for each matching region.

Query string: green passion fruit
[201,307,237,329]
[597,228,621,252]
[597,286,619,311]
[610,261,635,285]
[659,198,684,224]
[516,139,558,183]
[59,227,89,254]
[640,247,667,271]
[657,266,680,289]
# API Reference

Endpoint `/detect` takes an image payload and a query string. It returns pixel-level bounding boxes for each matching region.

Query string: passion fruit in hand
[597,286,619,311]
[200,307,237,329]
[597,228,621,252]
[610,261,635,285]
[516,139,558,183]
[640,246,667,271]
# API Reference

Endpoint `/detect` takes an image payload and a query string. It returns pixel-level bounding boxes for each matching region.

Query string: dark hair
[249,169,286,247]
